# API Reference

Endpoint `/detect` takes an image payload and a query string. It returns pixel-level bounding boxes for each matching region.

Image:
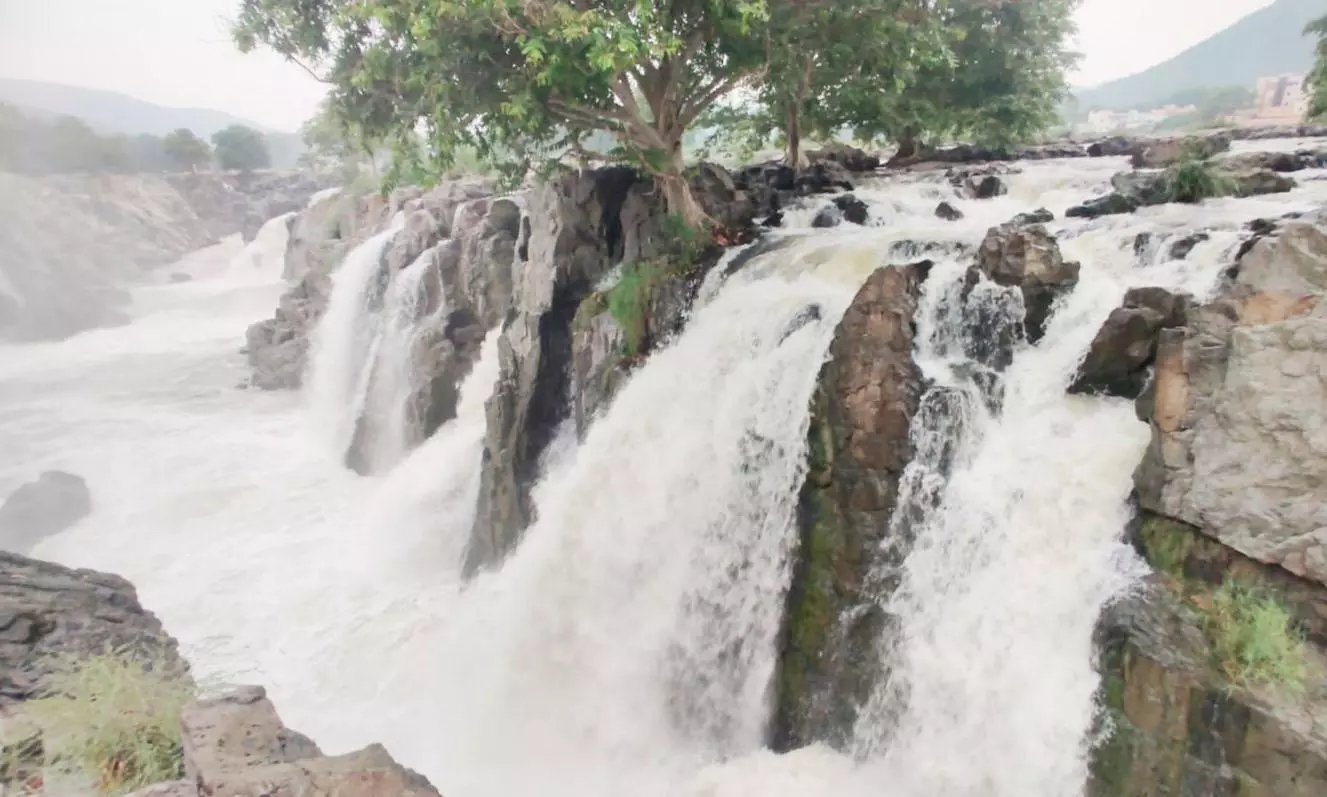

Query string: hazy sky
[0,0,1282,132]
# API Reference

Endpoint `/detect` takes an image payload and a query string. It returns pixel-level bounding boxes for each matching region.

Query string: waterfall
[18,149,1327,797]
[303,216,403,461]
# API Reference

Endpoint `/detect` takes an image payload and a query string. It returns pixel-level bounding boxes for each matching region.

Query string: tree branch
[676,68,764,133]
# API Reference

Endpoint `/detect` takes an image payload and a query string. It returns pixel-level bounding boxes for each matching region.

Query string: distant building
[1237,73,1310,126]
[1079,104,1198,135]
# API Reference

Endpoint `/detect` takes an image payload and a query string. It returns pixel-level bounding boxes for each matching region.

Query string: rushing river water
[4,142,1326,797]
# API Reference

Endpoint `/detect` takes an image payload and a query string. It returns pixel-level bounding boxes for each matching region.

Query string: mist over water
[4,150,1326,797]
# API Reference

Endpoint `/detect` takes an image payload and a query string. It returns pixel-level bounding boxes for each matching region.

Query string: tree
[211,124,271,171]
[1307,14,1327,120]
[162,128,212,171]
[234,0,834,225]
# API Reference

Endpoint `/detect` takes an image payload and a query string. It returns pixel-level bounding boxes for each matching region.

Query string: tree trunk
[895,126,918,161]
[786,105,804,170]
[659,141,707,227]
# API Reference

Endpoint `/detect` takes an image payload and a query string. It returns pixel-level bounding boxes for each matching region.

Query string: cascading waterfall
[304,215,403,459]
[12,144,1327,797]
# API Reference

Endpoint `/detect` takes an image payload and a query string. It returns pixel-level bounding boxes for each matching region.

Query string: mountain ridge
[1073,0,1322,111]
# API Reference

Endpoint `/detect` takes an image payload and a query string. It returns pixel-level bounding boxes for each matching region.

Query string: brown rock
[773,263,926,751]
[1069,287,1191,399]
[974,224,1081,343]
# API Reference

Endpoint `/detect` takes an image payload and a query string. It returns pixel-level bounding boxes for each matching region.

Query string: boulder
[1226,167,1297,198]
[1129,134,1230,169]
[1010,208,1054,226]
[1133,215,1327,588]
[1066,193,1141,220]
[973,223,1081,343]
[732,161,853,224]
[0,552,185,706]
[964,174,1008,200]
[807,142,881,172]
[1219,150,1309,173]
[1167,232,1210,261]
[1087,137,1136,158]
[148,686,442,797]
[935,201,964,221]
[773,263,927,751]
[1069,287,1191,399]
[0,472,92,553]
[1088,577,1327,797]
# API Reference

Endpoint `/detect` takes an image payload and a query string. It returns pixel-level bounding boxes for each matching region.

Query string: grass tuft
[1206,580,1308,692]
[7,648,195,795]
[1164,155,1233,204]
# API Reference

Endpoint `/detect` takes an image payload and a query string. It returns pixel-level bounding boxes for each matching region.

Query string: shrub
[10,648,195,795]
[1206,581,1308,692]
[603,213,711,356]
[1164,156,1232,204]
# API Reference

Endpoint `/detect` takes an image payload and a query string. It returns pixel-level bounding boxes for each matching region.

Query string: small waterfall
[303,216,403,462]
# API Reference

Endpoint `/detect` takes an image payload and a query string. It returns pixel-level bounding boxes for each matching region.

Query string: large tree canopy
[234,0,831,222]
[212,125,272,172]
[1308,14,1327,120]
[162,128,213,171]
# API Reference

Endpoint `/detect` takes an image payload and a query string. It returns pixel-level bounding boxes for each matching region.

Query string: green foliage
[1308,14,1327,119]
[9,648,195,795]
[1163,153,1233,204]
[210,124,271,172]
[162,128,212,171]
[603,213,709,354]
[1138,515,1194,579]
[1206,581,1308,691]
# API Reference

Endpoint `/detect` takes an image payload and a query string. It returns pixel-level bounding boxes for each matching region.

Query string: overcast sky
[0,0,1281,132]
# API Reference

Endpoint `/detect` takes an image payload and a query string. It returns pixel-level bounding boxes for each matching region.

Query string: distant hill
[0,79,282,138]
[1074,0,1322,111]
[0,79,307,168]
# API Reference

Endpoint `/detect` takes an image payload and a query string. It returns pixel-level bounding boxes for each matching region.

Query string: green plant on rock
[1137,515,1194,579]
[1163,155,1232,204]
[1206,580,1308,692]
[11,648,195,795]
[604,213,710,356]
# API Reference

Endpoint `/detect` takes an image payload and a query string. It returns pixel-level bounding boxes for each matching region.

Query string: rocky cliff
[0,169,333,342]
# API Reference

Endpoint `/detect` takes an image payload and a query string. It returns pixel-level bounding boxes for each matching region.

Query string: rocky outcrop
[1087,137,1135,158]
[807,143,881,173]
[0,472,92,554]
[1129,134,1231,169]
[812,194,870,228]
[464,168,656,575]
[972,223,1080,343]
[1088,576,1327,797]
[150,686,442,797]
[734,161,855,227]
[164,170,336,244]
[934,201,963,221]
[1132,214,1327,589]
[1070,288,1191,399]
[773,263,926,751]
[0,552,184,706]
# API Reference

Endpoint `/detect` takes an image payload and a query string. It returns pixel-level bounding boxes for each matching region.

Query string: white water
[3,150,1326,797]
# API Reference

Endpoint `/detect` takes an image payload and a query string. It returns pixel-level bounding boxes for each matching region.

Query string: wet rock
[1066,193,1140,220]
[1133,215,1327,588]
[1167,232,1209,261]
[1010,208,1054,226]
[1226,167,1297,198]
[733,161,852,223]
[171,686,441,797]
[1109,170,1170,206]
[965,174,1008,200]
[774,263,927,752]
[973,223,1081,343]
[834,194,869,225]
[1017,142,1088,160]
[811,205,842,229]
[0,472,92,553]
[1219,150,1310,173]
[1132,233,1155,262]
[1069,287,1191,399]
[807,142,881,172]
[1129,134,1231,169]
[1087,575,1327,797]
[0,552,186,706]
[468,167,700,576]
[1087,137,1135,157]
[934,201,964,221]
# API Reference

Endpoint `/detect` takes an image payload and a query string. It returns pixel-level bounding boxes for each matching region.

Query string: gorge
[2,134,1326,797]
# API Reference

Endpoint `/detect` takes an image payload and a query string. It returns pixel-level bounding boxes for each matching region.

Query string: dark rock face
[807,143,881,172]
[1167,232,1210,261]
[0,472,92,553]
[935,201,964,221]
[1088,574,1327,797]
[135,686,441,797]
[733,161,855,226]
[773,263,926,751]
[973,223,1081,343]
[0,552,185,706]
[1069,287,1191,399]
[1087,137,1135,158]
[1066,193,1141,220]
[465,168,665,576]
